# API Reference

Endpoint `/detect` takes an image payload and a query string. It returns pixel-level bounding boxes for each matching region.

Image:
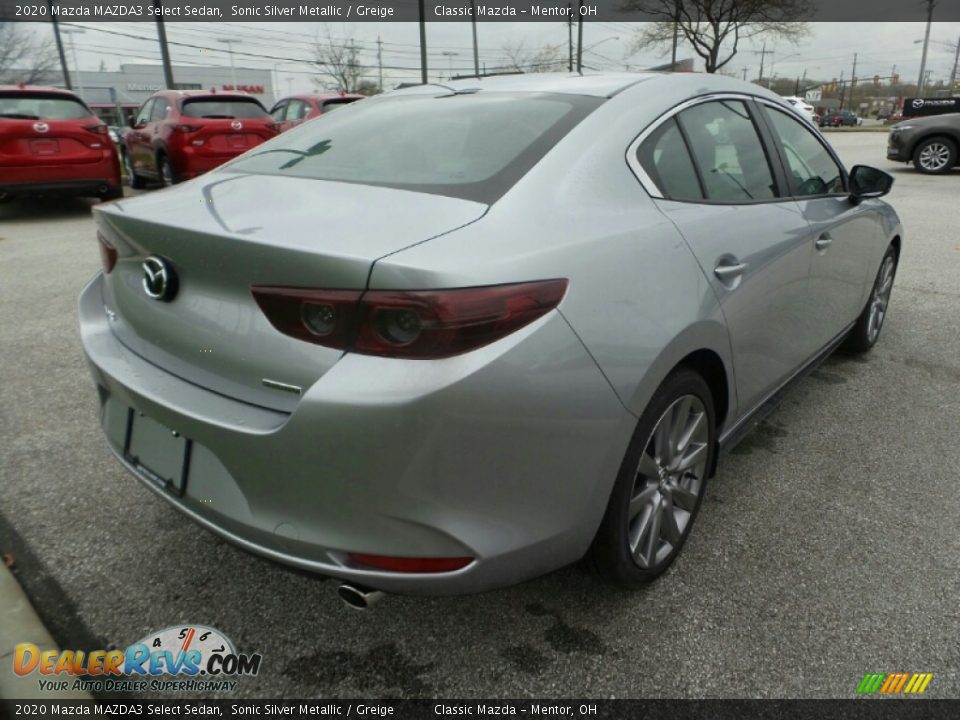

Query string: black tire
[589,368,716,589]
[123,150,145,189]
[0,193,13,204]
[912,136,957,175]
[157,153,177,187]
[99,185,124,202]
[841,245,899,354]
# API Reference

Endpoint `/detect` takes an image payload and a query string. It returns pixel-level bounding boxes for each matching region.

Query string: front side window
[270,102,288,121]
[135,99,154,126]
[765,107,846,196]
[225,92,602,204]
[677,100,778,202]
[150,99,171,123]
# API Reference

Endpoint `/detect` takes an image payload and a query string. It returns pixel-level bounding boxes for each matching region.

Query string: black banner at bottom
[3,700,960,719]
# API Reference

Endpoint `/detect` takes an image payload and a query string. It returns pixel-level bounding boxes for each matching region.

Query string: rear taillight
[174,124,201,133]
[267,122,282,134]
[83,124,109,136]
[347,553,473,573]
[251,279,568,359]
[97,233,117,274]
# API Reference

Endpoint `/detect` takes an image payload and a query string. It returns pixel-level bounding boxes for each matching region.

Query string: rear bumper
[0,179,120,196]
[0,154,121,196]
[79,273,634,595]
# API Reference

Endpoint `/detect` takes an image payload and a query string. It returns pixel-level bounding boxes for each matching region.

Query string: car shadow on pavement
[0,196,104,223]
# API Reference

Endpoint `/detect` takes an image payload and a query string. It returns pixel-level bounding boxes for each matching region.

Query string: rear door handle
[815,233,833,250]
[714,261,748,280]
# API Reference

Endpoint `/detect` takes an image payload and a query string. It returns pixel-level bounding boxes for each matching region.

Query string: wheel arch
[908,131,959,160]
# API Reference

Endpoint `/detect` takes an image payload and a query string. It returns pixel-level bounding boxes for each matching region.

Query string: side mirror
[849,165,893,204]
[126,114,137,129]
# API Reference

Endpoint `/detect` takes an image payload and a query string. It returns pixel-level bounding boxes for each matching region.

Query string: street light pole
[60,28,85,102]
[950,33,960,90]
[218,39,238,90]
[917,0,935,95]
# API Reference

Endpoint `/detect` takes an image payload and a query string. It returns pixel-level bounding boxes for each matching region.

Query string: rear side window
[0,92,91,120]
[181,98,269,119]
[764,107,846,196]
[225,92,602,204]
[678,100,778,202]
[636,118,703,201]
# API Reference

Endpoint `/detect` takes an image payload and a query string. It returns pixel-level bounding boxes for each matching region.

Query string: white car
[782,96,817,124]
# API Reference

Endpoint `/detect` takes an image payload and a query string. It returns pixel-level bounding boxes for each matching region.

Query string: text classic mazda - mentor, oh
[78,73,901,604]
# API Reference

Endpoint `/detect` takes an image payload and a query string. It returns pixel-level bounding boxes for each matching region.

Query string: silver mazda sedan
[79,73,901,604]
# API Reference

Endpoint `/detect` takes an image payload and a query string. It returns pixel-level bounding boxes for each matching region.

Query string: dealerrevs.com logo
[13,625,262,694]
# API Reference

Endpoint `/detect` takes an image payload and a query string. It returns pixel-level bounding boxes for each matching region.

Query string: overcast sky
[25,20,960,96]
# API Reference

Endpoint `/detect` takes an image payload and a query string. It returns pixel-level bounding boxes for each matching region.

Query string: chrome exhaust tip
[337,583,385,610]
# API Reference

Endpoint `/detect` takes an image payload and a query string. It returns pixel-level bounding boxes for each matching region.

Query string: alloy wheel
[918,142,951,172]
[867,255,895,343]
[628,394,709,569]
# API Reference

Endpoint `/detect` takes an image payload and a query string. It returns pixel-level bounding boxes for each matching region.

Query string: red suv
[121,91,278,187]
[0,85,122,202]
[269,93,363,133]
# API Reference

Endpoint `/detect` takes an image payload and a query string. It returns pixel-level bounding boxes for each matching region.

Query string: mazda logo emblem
[231,120,242,131]
[33,122,49,133]
[142,256,178,302]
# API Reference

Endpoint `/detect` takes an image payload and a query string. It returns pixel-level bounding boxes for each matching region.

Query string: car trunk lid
[94,172,487,411]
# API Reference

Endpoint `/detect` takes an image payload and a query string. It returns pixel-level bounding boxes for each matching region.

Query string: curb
[0,561,92,700]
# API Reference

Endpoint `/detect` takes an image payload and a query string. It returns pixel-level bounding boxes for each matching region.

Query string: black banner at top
[2,0,960,22]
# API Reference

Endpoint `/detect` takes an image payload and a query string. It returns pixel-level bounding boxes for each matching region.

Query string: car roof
[0,84,80,97]
[391,72,661,98]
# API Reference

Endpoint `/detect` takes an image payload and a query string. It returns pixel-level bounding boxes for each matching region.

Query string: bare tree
[627,0,810,74]
[500,40,566,73]
[311,26,364,93]
[0,23,57,85]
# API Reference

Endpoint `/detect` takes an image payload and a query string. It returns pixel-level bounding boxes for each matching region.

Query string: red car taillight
[173,124,201,133]
[251,279,568,359]
[97,233,117,274]
[83,124,109,136]
[347,553,473,573]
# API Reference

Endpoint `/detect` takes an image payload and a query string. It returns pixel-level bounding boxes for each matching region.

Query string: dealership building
[64,64,275,125]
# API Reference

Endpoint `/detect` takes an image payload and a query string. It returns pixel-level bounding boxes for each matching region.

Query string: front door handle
[815,233,833,251]
[714,261,748,281]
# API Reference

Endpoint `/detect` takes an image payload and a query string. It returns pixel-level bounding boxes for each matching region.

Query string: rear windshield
[181,98,269,119]
[225,92,602,204]
[321,98,361,112]
[0,92,91,120]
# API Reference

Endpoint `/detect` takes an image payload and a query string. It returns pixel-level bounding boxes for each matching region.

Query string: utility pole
[850,52,858,109]
[670,0,680,68]
[742,67,748,81]
[418,0,428,84]
[838,69,845,111]
[218,39,238,89]
[470,0,480,77]
[950,34,960,90]
[153,0,175,89]
[917,0,935,96]
[376,36,384,90]
[755,42,773,84]
[576,1,584,74]
[47,1,72,89]
[567,6,573,72]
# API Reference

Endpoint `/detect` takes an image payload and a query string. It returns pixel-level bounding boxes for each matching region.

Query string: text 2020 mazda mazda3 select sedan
[79,73,902,599]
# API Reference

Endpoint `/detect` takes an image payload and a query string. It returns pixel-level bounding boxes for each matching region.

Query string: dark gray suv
[887,113,960,174]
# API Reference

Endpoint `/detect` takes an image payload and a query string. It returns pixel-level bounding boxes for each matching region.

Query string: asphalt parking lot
[1,132,958,699]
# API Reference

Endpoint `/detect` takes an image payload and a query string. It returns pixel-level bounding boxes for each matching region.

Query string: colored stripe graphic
[857,672,933,695]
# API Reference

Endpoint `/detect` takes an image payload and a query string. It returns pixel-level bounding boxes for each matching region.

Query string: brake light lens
[251,280,568,359]
[83,124,109,136]
[97,233,117,274]
[347,553,473,574]
[267,122,282,134]
[174,124,201,133]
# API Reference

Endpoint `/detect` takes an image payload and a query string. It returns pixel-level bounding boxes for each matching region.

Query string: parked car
[819,110,861,127]
[0,84,122,202]
[120,90,278,188]
[269,93,364,133]
[80,73,901,603]
[875,108,892,121]
[887,112,960,174]
[780,95,816,125]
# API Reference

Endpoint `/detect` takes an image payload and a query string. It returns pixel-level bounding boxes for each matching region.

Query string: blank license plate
[124,410,190,496]
[30,139,60,155]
